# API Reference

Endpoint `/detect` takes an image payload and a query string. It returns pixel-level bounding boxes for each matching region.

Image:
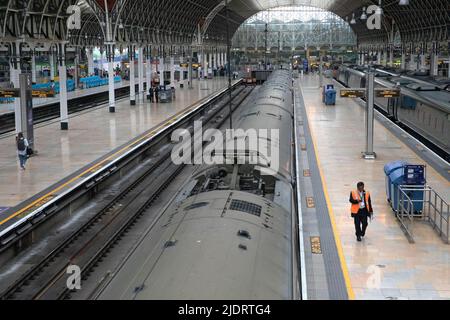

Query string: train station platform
[0,80,131,116]
[297,74,450,300]
[0,77,232,215]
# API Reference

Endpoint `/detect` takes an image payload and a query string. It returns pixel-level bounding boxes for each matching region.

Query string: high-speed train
[98,70,300,300]
[335,65,450,158]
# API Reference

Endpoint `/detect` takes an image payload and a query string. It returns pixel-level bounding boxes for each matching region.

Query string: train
[335,64,450,158]
[98,70,299,300]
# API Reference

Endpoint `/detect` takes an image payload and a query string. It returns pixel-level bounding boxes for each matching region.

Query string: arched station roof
[0,0,448,48]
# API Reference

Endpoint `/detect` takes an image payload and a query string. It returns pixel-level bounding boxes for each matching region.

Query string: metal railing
[397,185,449,244]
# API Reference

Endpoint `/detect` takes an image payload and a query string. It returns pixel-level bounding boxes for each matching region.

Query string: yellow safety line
[0,89,221,226]
[301,86,356,300]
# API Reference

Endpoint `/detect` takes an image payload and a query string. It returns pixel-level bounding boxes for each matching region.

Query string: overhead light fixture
[376,0,383,15]
[399,0,409,5]
[350,13,356,24]
[119,20,124,29]
[361,7,367,20]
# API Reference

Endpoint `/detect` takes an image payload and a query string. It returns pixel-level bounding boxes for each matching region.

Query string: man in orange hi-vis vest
[349,182,374,242]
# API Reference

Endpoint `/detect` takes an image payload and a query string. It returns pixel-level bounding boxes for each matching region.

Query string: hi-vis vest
[351,190,371,214]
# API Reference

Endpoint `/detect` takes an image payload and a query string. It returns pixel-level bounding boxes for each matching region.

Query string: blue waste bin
[388,164,426,213]
[325,88,336,105]
[384,160,409,203]
[322,84,334,103]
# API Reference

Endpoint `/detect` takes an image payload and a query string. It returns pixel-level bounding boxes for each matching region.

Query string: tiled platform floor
[299,74,450,300]
[0,78,231,208]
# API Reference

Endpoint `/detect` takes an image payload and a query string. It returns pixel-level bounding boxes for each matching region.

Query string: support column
[146,47,152,99]
[49,50,56,81]
[10,41,21,133]
[159,56,164,86]
[98,48,104,77]
[73,51,79,89]
[129,45,136,105]
[383,48,388,67]
[138,46,144,102]
[363,72,376,159]
[409,44,416,71]
[188,52,193,89]
[107,43,116,112]
[170,55,175,85]
[87,47,94,75]
[389,44,394,67]
[31,50,37,83]
[208,50,212,77]
[400,45,406,70]
[57,43,68,130]
[377,50,382,65]
[430,42,439,76]
[419,43,426,71]
[179,54,185,88]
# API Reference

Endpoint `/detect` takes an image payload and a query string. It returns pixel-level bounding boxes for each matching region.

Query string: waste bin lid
[389,167,406,185]
[384,160,408,175]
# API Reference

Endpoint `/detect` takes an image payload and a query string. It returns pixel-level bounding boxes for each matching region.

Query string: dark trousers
[353,208,369,237]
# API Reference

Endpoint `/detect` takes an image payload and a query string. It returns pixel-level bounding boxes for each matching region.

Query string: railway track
[0,84,254,300]
[0,84,134,135]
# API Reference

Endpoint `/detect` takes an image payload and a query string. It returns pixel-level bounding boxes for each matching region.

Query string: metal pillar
[19,73,34,149]
[146,47,152,99]
[363,72,376,159]
[319,55,323,88]
[208,50,213,77]
[49,49,56,81]
[383,49,388,67]
[170,55,175,85]
[138,47,144,102]
[159,56,164,86]
[188,53,193,89]
[129,45,136,105]
[107,43,116,112]
[73,51,79,89]
[98,48,104,77]
[31,51,37,83]
[389,45,394,67]
[10,41,21,133]
[401,46,406,70]
[57,43,69,130]
[430,42,439,76]
[87,47,94,75]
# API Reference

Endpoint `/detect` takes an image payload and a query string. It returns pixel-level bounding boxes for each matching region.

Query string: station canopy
[0,0,448,46]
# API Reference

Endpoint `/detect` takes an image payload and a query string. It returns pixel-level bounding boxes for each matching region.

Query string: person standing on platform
[16,132,29,170]
[349,182,373,242]
[149,86,154,102]
[155,86,159,103]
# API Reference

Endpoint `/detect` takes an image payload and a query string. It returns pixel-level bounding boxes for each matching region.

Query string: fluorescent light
[350,13,356,24]
[361,7,367,20]
[399,0,409,5]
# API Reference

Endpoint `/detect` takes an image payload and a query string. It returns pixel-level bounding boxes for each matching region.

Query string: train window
[401,96,417,109]
[184,202,209,211]
[266,113,281,120]
[237,229,251,239]
[229,199,262,217]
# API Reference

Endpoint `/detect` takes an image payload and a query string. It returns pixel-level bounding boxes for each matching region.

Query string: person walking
[155,86,159,103]
[349,182,373,242]
[149,86,154,102]
[16,132,29,170]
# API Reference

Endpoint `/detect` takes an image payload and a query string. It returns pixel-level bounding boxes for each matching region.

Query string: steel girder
[0,0,448,49]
